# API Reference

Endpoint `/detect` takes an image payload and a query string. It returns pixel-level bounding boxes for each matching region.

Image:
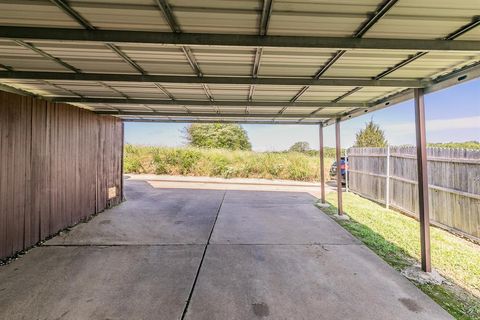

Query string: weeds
[124,144,333,181]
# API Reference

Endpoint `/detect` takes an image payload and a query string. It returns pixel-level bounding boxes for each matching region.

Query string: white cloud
[388,116,480,134]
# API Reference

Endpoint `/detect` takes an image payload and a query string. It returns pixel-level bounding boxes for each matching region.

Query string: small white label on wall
[108,187,117,199]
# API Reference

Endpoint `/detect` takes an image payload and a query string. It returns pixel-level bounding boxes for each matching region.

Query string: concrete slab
[223,190,317,205]
[211,200,359,245]
[0,177,452,320]
[184,244,452,320]
[0,245,203,320]
[47,181,224,245]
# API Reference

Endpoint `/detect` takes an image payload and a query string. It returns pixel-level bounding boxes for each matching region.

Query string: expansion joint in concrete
[180,191,227,320]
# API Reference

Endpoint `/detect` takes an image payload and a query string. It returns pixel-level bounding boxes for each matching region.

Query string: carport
[0,0,478,319]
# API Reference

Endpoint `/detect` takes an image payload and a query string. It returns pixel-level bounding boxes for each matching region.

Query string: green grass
[320,192,480,320]
[124,144,334,182]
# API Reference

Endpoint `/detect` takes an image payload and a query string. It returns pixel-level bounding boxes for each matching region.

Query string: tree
[354,120,388,147]
[184,123,251,150]
[289,141,311,153]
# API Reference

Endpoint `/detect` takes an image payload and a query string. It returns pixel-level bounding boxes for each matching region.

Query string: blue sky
[125,78,479,151]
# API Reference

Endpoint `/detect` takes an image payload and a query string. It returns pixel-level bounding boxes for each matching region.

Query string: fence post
[345,148,349,193]
[385,145,390,209]
[335,118,343,215]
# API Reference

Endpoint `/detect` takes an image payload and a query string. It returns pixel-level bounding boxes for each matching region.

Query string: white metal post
[385,145,390,209]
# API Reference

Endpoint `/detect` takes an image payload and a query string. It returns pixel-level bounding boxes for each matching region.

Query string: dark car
[330,157,348,184]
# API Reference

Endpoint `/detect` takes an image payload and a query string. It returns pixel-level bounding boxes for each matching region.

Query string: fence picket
[348,147,480,240]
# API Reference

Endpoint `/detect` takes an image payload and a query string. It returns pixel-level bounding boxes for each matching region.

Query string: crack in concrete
[180,190,227,320]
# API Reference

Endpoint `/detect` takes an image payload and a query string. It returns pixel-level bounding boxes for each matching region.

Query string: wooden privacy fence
[347,147,480,239]
[0,91,124,260]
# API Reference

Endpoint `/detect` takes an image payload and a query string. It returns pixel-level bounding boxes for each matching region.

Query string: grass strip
[319,192,480,320]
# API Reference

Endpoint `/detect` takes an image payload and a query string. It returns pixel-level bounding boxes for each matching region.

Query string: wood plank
[0,91,124,260]
[0,92,8,258]
[348,146,480,241]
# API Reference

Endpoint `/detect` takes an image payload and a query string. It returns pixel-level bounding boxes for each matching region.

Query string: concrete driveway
[0,175,452,320]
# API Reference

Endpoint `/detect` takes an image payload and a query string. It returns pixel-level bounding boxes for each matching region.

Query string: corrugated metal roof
[0,0,478,124]
[322,50,417,78]
[171,0,261,34]
[366,0,480,39]
[297,86,359,102]
[0,0,79,28]
[259,48,337,77]
[383,52,480,79]
[269,0,377,36]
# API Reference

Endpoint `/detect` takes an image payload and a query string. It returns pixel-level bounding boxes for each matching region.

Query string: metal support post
[414,88,431,273]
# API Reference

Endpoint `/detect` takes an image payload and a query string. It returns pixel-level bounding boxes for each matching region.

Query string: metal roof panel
[365,0,480,39]
[0,0,478,124]
[0,0,79,28]
[70,0,171,31]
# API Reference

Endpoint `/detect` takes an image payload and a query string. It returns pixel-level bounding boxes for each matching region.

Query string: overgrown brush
[124,144,333,181]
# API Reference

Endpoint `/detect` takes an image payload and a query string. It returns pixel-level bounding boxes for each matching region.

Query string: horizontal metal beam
[94,111,338,118]
[122,118,321,125]
[323,61,480,126]
[54,96,362,108]
[424,60,480,94]
[1,26,479,52]
[0,71,425,87]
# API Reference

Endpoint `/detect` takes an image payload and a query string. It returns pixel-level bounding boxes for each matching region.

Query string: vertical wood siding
[348,146,480,240]
[0,91,123,260]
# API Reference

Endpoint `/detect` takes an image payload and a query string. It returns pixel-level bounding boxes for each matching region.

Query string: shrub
[124,144,155,173]
[151,147,202,175]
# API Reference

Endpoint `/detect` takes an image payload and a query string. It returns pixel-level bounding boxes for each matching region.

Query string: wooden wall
[0,91,123,260]
[347,147,480,240]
